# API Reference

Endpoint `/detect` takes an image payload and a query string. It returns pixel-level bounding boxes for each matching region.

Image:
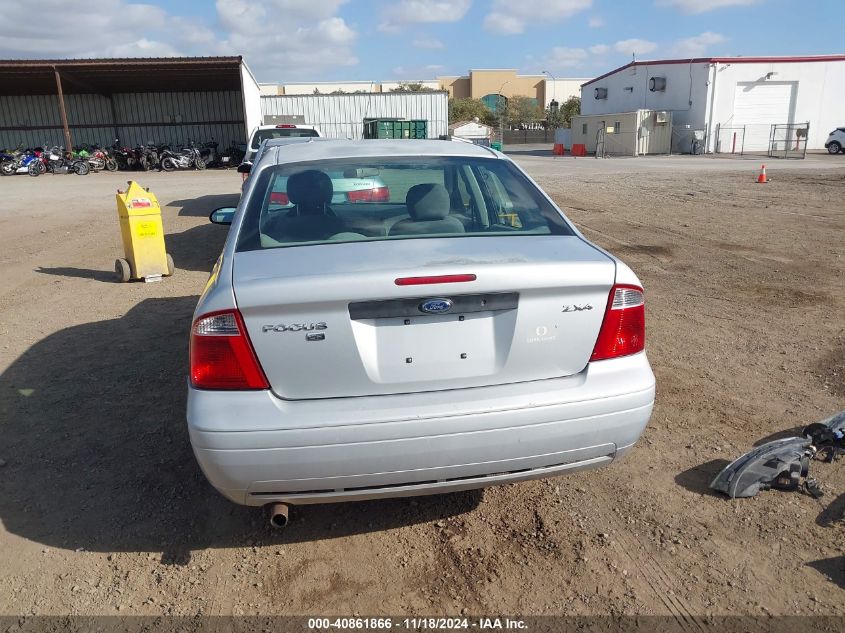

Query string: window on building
[481,93,507,114]
[582,123,588,134]
[613,122,621,134]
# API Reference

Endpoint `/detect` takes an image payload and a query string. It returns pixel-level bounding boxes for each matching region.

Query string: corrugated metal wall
[0,91,245,149]
[260,92,449,139]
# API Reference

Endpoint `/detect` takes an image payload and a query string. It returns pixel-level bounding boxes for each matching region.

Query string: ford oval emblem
[419,298,453,314]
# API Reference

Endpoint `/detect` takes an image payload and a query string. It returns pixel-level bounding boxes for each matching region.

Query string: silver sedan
[188,139,654,527]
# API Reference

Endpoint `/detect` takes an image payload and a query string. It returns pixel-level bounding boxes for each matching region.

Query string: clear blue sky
[1,0,841,83]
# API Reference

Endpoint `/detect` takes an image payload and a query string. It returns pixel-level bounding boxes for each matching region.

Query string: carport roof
[0,56,245,96]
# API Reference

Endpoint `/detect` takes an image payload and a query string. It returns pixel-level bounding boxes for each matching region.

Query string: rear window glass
[236,156,574,251]
[251,128,318,148]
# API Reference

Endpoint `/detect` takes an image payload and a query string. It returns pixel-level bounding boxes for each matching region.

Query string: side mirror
[210,207,236,225]
[237,162,253,174]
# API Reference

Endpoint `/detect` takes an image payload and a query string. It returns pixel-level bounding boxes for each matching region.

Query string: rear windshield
[236,156,574,251]
[251,128,319,148]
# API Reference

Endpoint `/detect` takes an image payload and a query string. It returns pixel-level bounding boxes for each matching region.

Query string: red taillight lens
[190,310,269,390]
[590,285,645,361]
[346,186,390,203]
[270,191,289,205]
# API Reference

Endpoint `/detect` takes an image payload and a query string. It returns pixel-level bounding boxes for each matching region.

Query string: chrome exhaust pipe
[268,503,290,529]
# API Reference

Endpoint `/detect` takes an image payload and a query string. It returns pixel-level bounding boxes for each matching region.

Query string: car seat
[262,170,343,243]
[388,183,466,236]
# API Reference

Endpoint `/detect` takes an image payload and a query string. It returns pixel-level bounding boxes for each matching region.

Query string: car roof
[264,139,500,165]
[254,124,317,130]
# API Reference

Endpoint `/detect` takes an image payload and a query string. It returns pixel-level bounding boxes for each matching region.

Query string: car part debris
[803,409,845,463]
[710,410,845,499]
[710,437,812,498]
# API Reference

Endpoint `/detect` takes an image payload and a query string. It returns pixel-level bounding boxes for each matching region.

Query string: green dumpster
[363,119,428,139]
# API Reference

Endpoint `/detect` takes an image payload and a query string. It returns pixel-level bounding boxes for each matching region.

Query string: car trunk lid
[233,236,615,399]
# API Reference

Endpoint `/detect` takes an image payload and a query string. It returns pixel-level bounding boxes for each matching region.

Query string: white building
[543,78,591,109]
[259,80,441,96]
[449,120,493,144]
[580,55,845,152]
[260,92,449,140]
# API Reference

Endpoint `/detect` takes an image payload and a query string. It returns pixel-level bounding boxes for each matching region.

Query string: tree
[544,95,581,128]
[390,82,436,93]
[448,98,497,127]
[504,95,544,129]
[561,96,581,128]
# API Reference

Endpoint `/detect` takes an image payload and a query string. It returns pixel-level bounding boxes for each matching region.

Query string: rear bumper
[187,353,655,506]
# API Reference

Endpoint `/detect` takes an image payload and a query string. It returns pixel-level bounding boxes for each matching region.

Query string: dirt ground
[0,156,843,623]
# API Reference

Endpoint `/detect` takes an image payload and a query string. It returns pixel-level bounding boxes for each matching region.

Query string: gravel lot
[0,153,843,621]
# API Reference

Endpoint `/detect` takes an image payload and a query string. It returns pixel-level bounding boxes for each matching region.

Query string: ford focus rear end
[187,140,654,514]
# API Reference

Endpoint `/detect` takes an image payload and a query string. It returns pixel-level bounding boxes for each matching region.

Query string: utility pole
[53,67,73,155]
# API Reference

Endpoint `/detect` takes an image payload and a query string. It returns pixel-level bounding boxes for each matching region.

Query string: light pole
[497,80,510,149]
[543,70,558,128]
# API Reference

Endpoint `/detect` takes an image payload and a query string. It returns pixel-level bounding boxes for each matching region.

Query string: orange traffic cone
[756,164,768,183]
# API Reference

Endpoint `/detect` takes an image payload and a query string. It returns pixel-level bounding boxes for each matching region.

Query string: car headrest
[287,170,333,208]
[406,183,450,221]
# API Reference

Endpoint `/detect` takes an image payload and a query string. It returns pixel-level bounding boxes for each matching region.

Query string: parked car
[242,137,389,204]
[190,139,655,528]
[825,127,845,154]
[244,124,322,164]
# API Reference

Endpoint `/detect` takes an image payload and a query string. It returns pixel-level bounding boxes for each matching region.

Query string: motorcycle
[141,143,161,171]
[76,144,117,172]
[199,140,220,168]
[112,140,149,171]
[160,141,205,171]
[218,141,246,168]
[0,146,43,177]
[42,146,90,175]
[111,140,134,171]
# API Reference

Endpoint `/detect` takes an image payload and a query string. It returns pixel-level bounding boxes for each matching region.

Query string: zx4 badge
[562,304,593,313]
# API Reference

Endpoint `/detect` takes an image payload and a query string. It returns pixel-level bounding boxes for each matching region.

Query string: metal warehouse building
[580,55,845,154]
[0,57,262,151]
[260,92,449,140]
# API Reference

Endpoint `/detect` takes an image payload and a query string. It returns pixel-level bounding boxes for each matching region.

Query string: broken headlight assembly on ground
[711,410,845,499]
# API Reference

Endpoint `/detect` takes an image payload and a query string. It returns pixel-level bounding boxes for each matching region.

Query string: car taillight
[590,284,645,361]
[346,186,390,203]
[190,310,268,390]
[276,124,297,128]
[270,191,289,205]
[395,273,476,285]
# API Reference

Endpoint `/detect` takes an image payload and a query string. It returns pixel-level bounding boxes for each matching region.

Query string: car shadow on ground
[35,223,230,280]
[168,194,240,218]
[0,296,481,561]
[807,556,845,589]
[674,459,730,496]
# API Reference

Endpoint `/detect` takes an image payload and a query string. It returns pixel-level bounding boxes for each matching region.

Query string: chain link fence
[768,123,809,159]
[714,124,746,155]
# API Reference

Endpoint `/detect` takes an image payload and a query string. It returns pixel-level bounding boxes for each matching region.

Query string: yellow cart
[114,181,174,282]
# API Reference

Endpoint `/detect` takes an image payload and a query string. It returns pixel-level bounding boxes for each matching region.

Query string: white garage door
[732,82,796,152]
